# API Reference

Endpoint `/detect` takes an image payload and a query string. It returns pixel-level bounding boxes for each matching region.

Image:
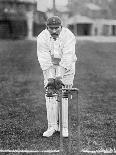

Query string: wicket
[58,88,79,155]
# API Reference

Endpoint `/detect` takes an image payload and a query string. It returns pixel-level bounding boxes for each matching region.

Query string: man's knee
[62,84,72,98]
[45,88,56,97]
[62,91,68,98]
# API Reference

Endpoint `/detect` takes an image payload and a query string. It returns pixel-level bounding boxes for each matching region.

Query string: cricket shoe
[43,127,57,137]
[62,128,68,137]
[58,127,68,137]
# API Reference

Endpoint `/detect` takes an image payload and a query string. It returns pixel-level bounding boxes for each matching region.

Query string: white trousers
[45,85,72,130]
[43,63,75,87]
[44,63,75,130]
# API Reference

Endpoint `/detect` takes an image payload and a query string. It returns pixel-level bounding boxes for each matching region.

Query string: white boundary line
[82,149,116,154]
[0,150,60,153]
[0,149,116,154]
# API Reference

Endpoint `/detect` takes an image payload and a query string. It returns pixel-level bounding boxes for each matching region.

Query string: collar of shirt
[49,37,63,58]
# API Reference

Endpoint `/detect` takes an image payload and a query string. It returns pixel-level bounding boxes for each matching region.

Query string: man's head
[46,16,62,40]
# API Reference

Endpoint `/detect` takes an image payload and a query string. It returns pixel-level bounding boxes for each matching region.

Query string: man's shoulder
[62,27,73,33]
[37,29,49,39]
[61,27,75,39]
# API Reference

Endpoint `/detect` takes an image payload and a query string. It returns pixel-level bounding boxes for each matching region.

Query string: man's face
[47,26,62,40]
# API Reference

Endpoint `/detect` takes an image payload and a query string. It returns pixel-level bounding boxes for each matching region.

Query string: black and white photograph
[0,0,116,155]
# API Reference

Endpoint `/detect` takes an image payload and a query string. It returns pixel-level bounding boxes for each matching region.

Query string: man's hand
[45,78,56,96]
[45,78,55,89]
[45,77,65,92]
[55,77,65,90]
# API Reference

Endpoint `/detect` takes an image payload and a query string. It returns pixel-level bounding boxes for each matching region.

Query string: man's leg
[43,67,58,137]
[43,91,58,137]
[58,85,72,137]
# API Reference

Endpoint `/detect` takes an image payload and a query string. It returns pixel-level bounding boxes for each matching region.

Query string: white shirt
[37,27,77,71]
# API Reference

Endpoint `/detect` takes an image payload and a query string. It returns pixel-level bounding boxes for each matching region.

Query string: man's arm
[37,34,53,71]
[59,30,77,71]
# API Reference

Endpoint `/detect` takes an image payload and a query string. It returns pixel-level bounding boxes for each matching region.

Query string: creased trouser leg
[62,98,68,129]
[43,95,58,137]
[45,95,58,130]
[58,85,72,137]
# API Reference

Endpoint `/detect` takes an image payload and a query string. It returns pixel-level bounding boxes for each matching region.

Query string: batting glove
[55,77,65,90]
[45,78,55,89]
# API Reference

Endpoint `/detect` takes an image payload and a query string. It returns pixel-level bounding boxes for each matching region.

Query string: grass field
[0,40,116,155]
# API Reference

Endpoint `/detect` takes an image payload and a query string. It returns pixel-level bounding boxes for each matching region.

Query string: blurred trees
[68,0,115,19]
[108,0,116,19]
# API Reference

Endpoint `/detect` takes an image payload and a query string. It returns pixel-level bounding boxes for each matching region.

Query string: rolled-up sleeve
[37,34,53,71]
[60,32,77,71]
